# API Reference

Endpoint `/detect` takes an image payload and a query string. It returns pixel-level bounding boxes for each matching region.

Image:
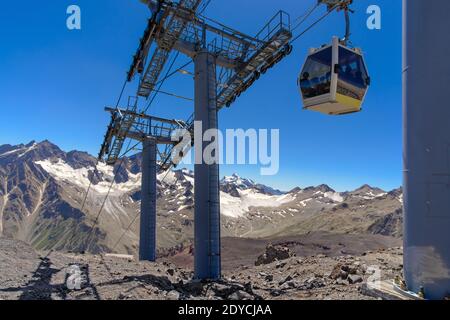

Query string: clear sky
[0,0,402,192]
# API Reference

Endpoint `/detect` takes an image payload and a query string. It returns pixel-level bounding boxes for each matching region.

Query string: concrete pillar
[403,0,450,299]
[193,50,221,280]
[139,137,157,261]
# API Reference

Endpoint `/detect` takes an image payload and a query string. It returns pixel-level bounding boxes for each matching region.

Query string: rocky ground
[0,237,403,300]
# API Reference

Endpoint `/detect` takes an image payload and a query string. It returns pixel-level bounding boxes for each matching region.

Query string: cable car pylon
[98,0,293,280]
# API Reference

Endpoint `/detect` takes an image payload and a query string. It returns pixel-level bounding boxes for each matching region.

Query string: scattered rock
[212,283,235,297]
[336,278,349,286]
[304,277,325,290]
[279,275,293,285]
[281,281,299,290]
[270,289,283,297]
[265,274,274,282]
[348,275,363,284]
[228,290,253,300]
[118,293,134,300]
[330,263,344,280]
[184,281,204,295]
[167,269,175,276]
[255,244,295,266]
[348,266,358,275]
[166,290,180,300]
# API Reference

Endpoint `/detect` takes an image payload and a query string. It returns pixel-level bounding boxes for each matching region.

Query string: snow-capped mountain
[0,141,404,255]
[220,173,284,197]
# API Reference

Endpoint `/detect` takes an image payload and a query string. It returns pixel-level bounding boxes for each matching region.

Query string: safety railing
[255,10,291,44]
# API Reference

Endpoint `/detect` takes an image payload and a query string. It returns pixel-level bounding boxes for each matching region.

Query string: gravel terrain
[0,237,403,300]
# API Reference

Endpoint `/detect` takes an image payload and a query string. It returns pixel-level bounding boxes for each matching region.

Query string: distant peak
[288,187,302,194]
[317,184,334,192]
[32,140,61,151]
[388,187,403,197]
[354,184,385,193]
[25,140,37,147]
[304,184,334,193]
[222,174,255,184]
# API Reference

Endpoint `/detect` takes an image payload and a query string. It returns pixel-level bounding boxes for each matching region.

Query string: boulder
[228,290,253,300]
[211,283,246,299]
[279,275,293,285]
[166,290,181,300]
[340,270,349,280]
[184,281,204,295]
[167,269,175,276]
[280,281,299,290]
[265,274,274,282]
[255,244,295,266]
[211,283,236,297]
[304,277,325,290]
[336,278,349,286]
[348,275,363,284]
[329,263,344,280]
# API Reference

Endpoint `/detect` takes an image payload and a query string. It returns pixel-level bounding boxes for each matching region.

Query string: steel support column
[403,0,450,299]
[139,137,157,261]
[194,50,221,280]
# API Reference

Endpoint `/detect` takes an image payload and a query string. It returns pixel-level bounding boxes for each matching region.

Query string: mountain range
[0,140,403,256]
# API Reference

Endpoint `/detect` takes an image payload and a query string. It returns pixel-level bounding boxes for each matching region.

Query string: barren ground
[0,234,403,300]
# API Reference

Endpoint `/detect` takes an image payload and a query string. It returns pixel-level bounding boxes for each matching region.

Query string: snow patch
[359,192,387,200]
[220,189,294,218]
[157,170,177,185]
[221,174,255,189]
[0,143,37,158]
[300,198,313,207]
[324,192,344,203]
[35,159,140,194]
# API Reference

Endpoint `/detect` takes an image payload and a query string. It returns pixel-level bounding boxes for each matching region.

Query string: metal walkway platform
[99,105,190,168]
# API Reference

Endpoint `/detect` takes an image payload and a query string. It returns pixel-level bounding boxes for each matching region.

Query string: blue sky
[0,0,402,192]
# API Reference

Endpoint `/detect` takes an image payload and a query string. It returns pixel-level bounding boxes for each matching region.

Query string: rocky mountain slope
[0,141,403,256]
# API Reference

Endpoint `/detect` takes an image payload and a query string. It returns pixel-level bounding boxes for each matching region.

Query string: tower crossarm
[138,0,204,98]
[134,2,293,104]
[136,11,292,169]
[104,3,292,170]
[99,106,189,166]
[127,4,163,82]
[157,112,194,172]
[216,10,293,109]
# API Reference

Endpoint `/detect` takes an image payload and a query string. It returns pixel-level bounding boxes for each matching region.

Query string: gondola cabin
[298,37,370,115]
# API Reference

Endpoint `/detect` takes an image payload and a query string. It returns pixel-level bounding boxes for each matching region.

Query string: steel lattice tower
[99,0,292,280]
